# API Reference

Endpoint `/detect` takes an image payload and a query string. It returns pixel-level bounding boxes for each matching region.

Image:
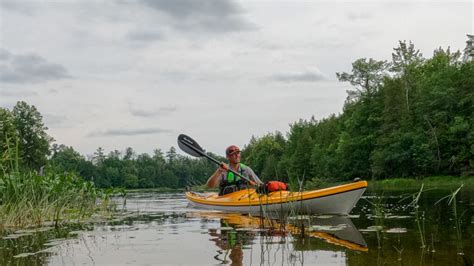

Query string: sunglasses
[227,150,241,155]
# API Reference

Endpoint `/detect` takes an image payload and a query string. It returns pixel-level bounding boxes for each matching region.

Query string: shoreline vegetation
[160,175,474,193]
[130,175,474,193]
[1,39,473,229]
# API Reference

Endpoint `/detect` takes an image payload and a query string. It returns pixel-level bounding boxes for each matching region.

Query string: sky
[0,0,472,158]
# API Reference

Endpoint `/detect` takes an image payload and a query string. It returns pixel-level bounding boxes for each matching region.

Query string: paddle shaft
[180,140,255,185]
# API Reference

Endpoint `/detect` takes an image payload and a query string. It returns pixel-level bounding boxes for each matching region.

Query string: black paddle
[177,134,256,185]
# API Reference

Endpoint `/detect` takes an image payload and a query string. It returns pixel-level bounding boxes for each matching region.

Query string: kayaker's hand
[219,162,229,172]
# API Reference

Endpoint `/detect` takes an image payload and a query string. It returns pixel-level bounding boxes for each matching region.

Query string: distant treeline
[0,102,220,188]
[1,41,472,188]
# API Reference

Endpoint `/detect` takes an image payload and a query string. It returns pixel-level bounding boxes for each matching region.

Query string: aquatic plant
[0,170,101,228]
[409,184,427,249]
[364,193,387,249]
[434,184,465,256]
[0,139,103,228]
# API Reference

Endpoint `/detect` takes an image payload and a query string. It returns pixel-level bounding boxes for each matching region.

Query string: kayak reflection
[188,212,368,265]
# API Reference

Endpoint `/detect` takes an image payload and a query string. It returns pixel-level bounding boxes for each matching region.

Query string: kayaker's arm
[206,163,228,188]
[247,168,263,185]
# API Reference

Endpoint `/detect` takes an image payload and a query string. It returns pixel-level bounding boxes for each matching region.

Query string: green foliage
[242,132,286,181]
[10,101,53,171]
[239,42,473,184]
[336,58,388,101]
[0,170,99,227]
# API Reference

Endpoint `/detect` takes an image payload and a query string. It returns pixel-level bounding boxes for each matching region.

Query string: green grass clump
[368,176,474,191]
[0,170,101,228]
[0,141,103,228]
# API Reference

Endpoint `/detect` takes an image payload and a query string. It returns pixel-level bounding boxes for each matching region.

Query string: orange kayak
[186,181,367,215]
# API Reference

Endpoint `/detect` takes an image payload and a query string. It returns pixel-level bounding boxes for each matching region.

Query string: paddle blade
[177,134,205,157]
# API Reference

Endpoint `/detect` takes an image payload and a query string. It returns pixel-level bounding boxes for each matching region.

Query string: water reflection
[1,190,473,265]
[188,212,368,265]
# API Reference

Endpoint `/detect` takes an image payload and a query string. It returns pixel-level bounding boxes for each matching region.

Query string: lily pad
[68,231,83,236]
[44,238,66,246]
[14,253,36,258]
[15,227,53,234]
[359,226,384,232]
[3,233,32,239]
[310,224,347,231]
[386,215,412,219]
[288,215,311,220]
[385,228,407,233]
[315,215,334,219]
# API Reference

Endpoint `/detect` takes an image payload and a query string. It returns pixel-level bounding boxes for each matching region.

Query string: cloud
[126,30,164,42]
[0,1,36,15]
[88,127,173,137]
[43,113,68,127]
[129,105,178,118]
[270,69,327,83]
[138,0,256,34]
[0,88,38,97]
[346,11,373,21]
[0,49,71,84]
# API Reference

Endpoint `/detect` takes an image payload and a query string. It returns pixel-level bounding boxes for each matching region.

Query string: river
[1,187,473,265]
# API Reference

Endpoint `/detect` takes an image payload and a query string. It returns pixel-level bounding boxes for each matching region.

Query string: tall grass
[0,140,102,228]
[0,171,100,228]
[435,185,465,256]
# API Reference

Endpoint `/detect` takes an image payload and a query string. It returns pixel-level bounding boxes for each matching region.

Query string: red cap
[225,145,240,156]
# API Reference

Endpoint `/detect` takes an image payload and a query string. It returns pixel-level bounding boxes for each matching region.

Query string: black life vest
[219,163,249,196]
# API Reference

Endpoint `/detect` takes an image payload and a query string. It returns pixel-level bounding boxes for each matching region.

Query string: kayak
[186,180,367,215]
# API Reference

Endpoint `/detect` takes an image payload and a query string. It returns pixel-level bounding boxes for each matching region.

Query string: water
[1,188,473,265]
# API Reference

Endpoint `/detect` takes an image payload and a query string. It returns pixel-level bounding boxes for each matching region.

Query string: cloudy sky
[0,0,472,157]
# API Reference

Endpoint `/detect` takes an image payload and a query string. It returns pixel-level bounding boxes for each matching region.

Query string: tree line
[1,103,219,189]
[1,40,472,188]
[243,41,473,183]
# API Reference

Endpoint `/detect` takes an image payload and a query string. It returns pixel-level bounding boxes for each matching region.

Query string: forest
[1,41,472,189]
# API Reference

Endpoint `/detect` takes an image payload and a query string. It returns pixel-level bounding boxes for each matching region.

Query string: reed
[369,176,474,191]
[364,193,386,249]
[434,184,465,256]
[399,184,428,249]
[0,140,102,228]
[0,170,101,228]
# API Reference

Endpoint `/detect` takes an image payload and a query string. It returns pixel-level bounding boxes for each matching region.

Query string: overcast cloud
[0,49,71,83]
[129,104,178,118]
[0,0,471,157]
[88,128,174,137]
[270,69,327,83]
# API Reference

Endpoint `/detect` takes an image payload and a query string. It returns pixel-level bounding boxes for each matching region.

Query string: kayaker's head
[226,145,241,165]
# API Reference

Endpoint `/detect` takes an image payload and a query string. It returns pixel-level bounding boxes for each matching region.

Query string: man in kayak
[206,145,263,195]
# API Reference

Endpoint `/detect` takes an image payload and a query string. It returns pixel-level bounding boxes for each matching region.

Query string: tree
[243,132,286,180]
[123,147,135,160]
[50,144,84,173]
[390,40,424,111]
[11,101,53,170]
[92,147,106,166]
[336,58,388,102]
[166,146,177,164]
